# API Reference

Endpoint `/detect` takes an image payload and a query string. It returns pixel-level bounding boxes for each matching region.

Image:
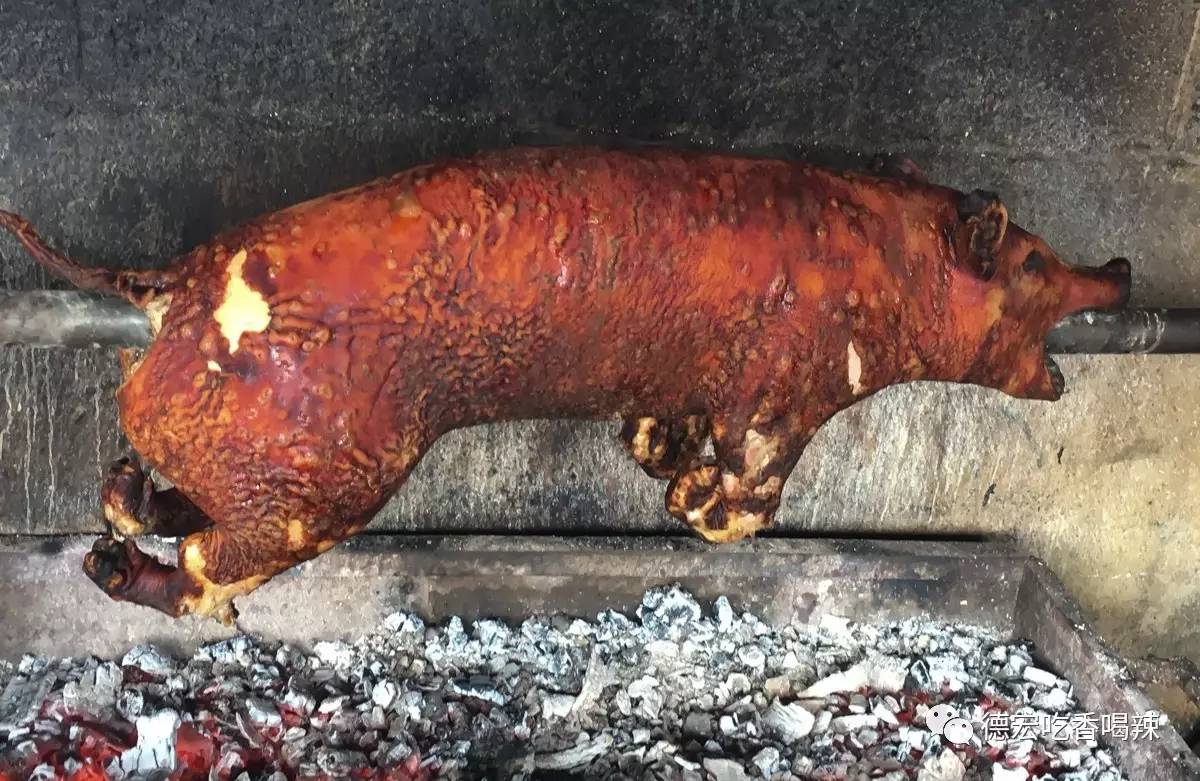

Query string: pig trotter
[666,458,728,536]
[102,455,213,538]
[667,408,812,543]
[83,537,137,594]
[667,454,790,544]
[84,521,324,624]
[620,414,710,479]
[83,537,189,617]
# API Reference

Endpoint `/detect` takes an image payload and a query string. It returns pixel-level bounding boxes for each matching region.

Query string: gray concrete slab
[3,535,1195,779]
[0,534,1025,659]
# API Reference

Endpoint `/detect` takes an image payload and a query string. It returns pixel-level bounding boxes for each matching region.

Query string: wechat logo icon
[926,704,975,746]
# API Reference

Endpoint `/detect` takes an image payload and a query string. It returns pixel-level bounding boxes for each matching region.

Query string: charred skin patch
[287,519,307,551]
[846,342,865,396]
[741,429,779,481]
[143,294,173,337]
[223,349,260,382]
[620,415,710,479]
[240,252,279,298]
[213,249,271,354]
[178,541,267,626]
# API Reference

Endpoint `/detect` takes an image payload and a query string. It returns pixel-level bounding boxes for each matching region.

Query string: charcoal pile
[0,587,1141,780]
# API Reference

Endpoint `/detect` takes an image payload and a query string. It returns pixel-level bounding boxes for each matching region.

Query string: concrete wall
[1,0,1197,661]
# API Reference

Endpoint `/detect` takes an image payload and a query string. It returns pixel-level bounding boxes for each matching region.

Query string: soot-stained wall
[1,0,1198,660]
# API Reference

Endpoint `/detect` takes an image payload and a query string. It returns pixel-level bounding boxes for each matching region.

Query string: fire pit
[0,536,1196,780]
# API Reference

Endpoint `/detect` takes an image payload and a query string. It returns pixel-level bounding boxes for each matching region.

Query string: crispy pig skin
[1,146,1132,620]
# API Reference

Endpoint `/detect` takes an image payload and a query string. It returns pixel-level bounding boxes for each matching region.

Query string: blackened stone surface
[2,1,1200,660]
[1,1,1191,152]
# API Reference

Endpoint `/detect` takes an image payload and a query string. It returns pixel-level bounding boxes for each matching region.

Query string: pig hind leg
[85,440,429,623]
[171,493,419,623]
[101,454,214,538]
[84,519,306,625]
[83,537,195,618]
[620,414,709,479]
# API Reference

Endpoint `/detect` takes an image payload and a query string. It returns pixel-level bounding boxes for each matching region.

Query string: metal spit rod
[1045,307,1200,354]
[1,289,1199,354]
[0,290,153,348]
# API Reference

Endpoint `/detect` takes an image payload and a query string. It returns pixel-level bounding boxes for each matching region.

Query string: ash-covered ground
[0,587,1137,780]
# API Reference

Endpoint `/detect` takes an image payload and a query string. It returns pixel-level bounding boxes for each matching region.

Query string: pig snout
[1064,256,1131,313]
[1099,257,1132,307]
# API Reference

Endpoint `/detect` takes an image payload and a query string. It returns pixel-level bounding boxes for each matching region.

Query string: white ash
[116,710,180,777]
[0,586,1133,780]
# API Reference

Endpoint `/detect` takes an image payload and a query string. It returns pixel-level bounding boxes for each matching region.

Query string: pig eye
[1022,250,1046,273]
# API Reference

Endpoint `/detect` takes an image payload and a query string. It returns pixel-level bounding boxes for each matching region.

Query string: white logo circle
[924,704,976,746]
[942,716,974,745]
[925,703,958,735]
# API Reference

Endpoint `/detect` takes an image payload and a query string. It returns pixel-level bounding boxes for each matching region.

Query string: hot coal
[0,587,1141,780]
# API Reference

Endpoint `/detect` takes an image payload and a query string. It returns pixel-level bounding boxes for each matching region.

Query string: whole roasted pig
[0,147,1130,622]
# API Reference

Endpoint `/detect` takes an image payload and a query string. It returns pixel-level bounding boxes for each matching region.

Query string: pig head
[932,189,1130,400]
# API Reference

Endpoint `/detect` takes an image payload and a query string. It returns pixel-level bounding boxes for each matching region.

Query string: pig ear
[955,190,1009,279]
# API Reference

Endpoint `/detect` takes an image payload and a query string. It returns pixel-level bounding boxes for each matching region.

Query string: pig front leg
[665,400,831,543]
[101,455,213,538]
[666,422,803,543]
[619,414,710,479]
